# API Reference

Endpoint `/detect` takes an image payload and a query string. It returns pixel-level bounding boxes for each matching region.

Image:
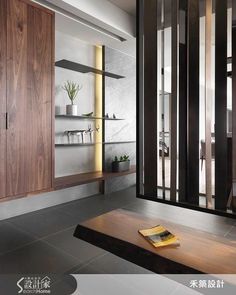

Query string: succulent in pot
[62,80,82,116]
[112,155,130,172]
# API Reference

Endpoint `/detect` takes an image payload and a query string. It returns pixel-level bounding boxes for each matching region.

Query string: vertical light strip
[205,0,213,208]
[95,46,103,172]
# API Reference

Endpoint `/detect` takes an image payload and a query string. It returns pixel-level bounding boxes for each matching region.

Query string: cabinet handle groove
[6,113,9,130]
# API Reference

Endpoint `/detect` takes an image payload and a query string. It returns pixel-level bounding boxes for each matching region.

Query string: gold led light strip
[95,46,103,172]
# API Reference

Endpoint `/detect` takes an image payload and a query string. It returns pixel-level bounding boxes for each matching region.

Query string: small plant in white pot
[62,81,82,116]
[112,155,130,173]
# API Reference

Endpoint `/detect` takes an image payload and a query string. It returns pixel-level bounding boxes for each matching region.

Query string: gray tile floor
[0,186,235,274]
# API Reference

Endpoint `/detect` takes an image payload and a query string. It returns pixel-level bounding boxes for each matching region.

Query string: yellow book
[139,225,180,248]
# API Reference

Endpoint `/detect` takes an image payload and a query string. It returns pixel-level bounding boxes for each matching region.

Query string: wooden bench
[74,209,236,274]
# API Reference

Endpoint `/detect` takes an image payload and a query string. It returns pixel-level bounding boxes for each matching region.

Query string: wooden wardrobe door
[7,0,28,196]
[7,0,54,197]
[26,5,53,192]
[0,0,7,199]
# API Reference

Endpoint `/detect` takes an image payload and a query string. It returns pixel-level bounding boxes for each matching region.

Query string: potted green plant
[62,81,82,116]
[112,155,130,172]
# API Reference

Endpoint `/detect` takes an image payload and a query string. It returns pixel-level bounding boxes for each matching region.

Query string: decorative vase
[112,160,130,173]
[66,104,77,116]
[55,105,61,115]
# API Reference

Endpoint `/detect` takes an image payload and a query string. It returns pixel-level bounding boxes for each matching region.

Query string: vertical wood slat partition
[137,0,143,195]
[215,0,228,211]
[178,0,188,202]
[0,0,7,199]
[232,0,236,205]
[161,0,166,199]
[143,0,158,196]
[178,0,199,204]
[187,0,199,205]
[170,0,178,201]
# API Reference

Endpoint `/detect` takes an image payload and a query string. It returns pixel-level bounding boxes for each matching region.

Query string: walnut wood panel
[26,5,53,192]
[6,0,54,196]
[74,209,236,274]
[6,0,28,196]
[20,0,54,14]
[0,0,7,199]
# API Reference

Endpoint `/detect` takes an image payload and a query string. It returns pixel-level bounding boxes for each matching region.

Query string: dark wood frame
[186,0,200,205]
[178,0,188,202]
[215,0,228,211]
[143,0,158,196]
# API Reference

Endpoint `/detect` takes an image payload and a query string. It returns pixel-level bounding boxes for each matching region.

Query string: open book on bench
[139,225,180,248]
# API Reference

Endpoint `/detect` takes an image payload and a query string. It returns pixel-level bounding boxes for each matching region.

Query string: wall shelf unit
[55,114,124,121]
[55,59,125,79]
[54,46,136,195]
[54,165,136,190]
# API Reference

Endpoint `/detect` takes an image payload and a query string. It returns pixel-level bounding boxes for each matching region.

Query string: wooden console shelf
[54,166,136,190]
[74,209,236,274]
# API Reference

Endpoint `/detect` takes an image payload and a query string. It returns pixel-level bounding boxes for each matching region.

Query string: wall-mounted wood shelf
[55,141,136,147]
[55,59,125,79]
[55,114,124,121]
[54,165,136,190]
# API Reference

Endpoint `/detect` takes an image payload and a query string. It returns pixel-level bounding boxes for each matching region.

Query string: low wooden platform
[74,209,236,274]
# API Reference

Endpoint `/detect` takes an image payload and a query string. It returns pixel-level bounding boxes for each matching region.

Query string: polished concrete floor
[0,186,236,274]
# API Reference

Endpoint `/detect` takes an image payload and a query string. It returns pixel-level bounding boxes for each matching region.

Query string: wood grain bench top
[74,209,236,274]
